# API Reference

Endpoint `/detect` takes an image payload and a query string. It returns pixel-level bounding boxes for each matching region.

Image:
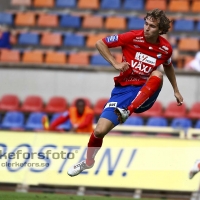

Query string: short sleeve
[163,57,172,66]
[102,31,135,48]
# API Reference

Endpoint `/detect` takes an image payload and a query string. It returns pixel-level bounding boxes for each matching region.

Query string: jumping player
[67,9,183,176]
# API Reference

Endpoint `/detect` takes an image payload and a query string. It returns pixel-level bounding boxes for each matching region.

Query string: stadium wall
[0,68,199,107]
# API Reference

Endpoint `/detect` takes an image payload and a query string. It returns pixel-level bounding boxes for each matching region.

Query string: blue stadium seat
[128,17,144,30]
[1,111,24,129]
[196,21,200,32]
[174,19,195,32]
[18,33,39,45]
[90,54,110,66]
[25,112,46,130]
[123,116,144,126]
[146,117,168,127]
[101,0,121,9]
[60,14,81,28]
[123,0,144,10]
[51,113,72,130]
[56,0,76,7]
[0,12,13,25]
[64,33,85,47]
[195,120,200,129]
[171,118,192,130]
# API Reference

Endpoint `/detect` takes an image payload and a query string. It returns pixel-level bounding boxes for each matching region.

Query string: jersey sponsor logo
[136,36,143,39]
[135,52,156,66]
[104,102,117,109]
[106,35,118,43]
[131,61,153,74]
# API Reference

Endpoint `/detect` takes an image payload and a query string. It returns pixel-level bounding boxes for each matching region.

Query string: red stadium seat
[45,96,68,113]
[163,101,187,118]
[140,101,163,117]
[187,102,200,119]
[0,94,20,111]
[21,95,43,112]
[94,98,109,116]
[71,97,92,108]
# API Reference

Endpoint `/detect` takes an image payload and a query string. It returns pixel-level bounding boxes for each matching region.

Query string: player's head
[75,98,86,115]
[144,9,171,40]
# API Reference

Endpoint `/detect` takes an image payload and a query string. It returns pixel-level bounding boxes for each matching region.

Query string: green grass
[0,191,162,200]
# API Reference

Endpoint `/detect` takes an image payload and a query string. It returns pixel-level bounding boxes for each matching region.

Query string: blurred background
[0,0,200,200]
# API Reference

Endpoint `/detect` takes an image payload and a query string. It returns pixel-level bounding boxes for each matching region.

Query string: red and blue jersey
[102,30,173,86]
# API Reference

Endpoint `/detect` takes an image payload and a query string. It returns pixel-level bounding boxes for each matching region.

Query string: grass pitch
[0,191,162,200]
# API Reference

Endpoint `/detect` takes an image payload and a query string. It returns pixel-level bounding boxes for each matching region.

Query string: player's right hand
[114,62,130,72]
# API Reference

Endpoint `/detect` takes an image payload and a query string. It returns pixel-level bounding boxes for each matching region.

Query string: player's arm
[163,62,183,106]
[96,40,129,72]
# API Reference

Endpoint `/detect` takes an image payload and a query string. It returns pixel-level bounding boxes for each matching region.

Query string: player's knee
[151,70,163,79]
[94,127,107,138]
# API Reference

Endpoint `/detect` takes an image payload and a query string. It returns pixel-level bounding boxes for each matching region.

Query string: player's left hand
[174,91,183,106]
[71,124,78,132]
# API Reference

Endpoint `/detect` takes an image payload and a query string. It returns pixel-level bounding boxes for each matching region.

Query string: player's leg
[189,160,200,179]
[42,111,70,131]
[67,118,115,177]
[115,70,163,123]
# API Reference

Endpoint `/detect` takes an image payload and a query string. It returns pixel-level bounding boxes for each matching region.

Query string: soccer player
[189,160,200,179]
[67,9,183,176]
[42,98,94,133]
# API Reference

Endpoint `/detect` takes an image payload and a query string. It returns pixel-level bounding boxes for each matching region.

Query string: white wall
[0,68,198,108]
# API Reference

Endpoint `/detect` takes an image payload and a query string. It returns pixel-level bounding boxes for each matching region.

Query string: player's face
[76,102,85,115]
[144,17,160,42]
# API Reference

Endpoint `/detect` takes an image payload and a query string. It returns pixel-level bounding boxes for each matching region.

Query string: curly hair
[144,9,172,35]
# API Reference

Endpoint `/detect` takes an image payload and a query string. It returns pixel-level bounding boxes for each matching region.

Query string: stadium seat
[146,117,168,127]
[128,17,144,30]
[171,118,192,130]
[18,32,39,45]
[0,12,13,25]
[174,19,195,32]
[25,112,46,130]
[0,50,20,63]
[71,97,92,107]
[168,0,190,12]
[196,21,200,32]
[105,16,126,30]
[68,52,90,66]
[195,120,200,129]
[1,111,24,130]
[33,0,54,7]
[15,12,36,26]
[37,14,58,27]
[45,51,67,64]
[45,96,68,113]
[86,33,108,48]
[187,102,200,119]
[78,0,99,9]
[191,0,200,12]
[0,94,19,111]
[51,113,72,131]
[178,38,199,51]
[82,15,103,29]
[94,98,108,116]
[56,0,76,7]
[21,95,43,112]
[11,0,32,6]
[60,14,81,28]
[140,101,163,117]
[41,32,62,46]
[145,0,167,10]
[91,54,110,66]
[101,0,121,9]
[123,116,144,126]
[123,0,144,10]
[22,50,44,64]
[163,101,187,118]
[64,33,85,47]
